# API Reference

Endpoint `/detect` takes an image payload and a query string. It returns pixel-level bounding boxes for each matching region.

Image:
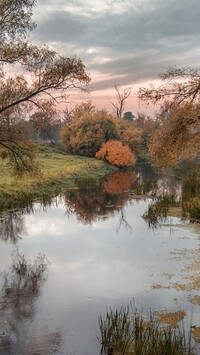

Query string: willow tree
[138,67,200,169]
[0,0,90,173]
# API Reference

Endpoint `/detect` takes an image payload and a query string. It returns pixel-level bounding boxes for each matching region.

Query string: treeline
[0,0,199,173]
[27,100,157,168]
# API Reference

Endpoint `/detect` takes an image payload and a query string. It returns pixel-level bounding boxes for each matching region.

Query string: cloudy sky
[31,0,200,113]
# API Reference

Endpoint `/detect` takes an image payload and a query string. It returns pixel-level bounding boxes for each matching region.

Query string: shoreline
[0,147,117,214]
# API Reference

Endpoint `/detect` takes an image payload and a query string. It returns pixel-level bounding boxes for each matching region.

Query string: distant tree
[63,101,96,124]
[138,66,200,168]
[134,113,158,154]
[30,102,61,141]
[115,118,142,154]
[0,0,90,173]
[61,110,119,156]
[96,140,136,168]
[123,111,134,121]
[111,85,131,117]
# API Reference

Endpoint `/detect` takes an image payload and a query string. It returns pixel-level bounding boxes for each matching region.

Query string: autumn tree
[148,102,200,169]
[61,110,119,156]
[138,67,200,169]
[96,140,136,168]
[63,100,95,124]
[115,117,142,154]
[111,85,131,117]
[0,0,90,173]
[29,102,61,141]
[134,112,158,154]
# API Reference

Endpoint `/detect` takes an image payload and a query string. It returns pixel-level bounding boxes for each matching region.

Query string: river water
[0,168,200,354]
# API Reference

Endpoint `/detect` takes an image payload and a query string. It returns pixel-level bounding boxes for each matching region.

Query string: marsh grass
[98,304,194,355]
[0,145,117,213]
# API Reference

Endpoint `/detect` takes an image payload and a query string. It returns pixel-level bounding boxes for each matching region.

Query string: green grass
[0,145,117,213]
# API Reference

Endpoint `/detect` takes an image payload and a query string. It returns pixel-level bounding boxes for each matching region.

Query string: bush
[96,140,136,168]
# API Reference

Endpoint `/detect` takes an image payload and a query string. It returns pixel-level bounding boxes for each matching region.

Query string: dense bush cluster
[61,108,141,167]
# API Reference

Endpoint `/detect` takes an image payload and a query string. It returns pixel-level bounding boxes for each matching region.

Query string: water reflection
[0,166,199,243]
[181,163,200,221]
[0,167,199,354]
[0,211,26,244]
[142,164,200,228]
[0,249,62,354]
[142,195,178,229]
[64,171,139,226]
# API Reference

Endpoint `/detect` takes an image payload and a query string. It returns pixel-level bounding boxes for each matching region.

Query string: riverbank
[0,145,117,213]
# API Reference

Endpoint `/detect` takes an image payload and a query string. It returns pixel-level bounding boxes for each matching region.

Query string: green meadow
[0,145,117,213]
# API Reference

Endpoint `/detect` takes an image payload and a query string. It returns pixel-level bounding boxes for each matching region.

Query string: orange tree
[96,140,136,168]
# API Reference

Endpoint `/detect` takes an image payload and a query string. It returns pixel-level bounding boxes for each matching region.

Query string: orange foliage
[96,140,136,167]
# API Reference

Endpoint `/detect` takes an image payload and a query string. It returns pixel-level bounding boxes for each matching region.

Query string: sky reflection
[0,177,200,354]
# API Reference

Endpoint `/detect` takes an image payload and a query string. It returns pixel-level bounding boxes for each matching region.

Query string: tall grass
[98,304,194,355]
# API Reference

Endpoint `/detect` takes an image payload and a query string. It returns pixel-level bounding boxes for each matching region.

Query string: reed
[98,303,194,355]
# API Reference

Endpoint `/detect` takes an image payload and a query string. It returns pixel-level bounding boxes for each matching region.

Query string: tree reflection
[64,172,138,228]
[142,195,177,229]
[0,249,62,354]
[142,163,200,228]
[180,163,200,222]
[104,171,138,195]
[141,174,182,229]
[0,248,48,319]
[0,211,26,244]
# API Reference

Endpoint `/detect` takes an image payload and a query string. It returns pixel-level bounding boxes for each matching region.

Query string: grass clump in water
[98,303,194,355]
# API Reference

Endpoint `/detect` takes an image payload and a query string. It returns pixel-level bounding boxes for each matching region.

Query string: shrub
[96,140,136,168]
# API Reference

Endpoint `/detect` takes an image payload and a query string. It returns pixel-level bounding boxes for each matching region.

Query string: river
[0,167,200,354]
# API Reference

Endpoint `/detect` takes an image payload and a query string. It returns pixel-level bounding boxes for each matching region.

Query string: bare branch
[111,85,131,117]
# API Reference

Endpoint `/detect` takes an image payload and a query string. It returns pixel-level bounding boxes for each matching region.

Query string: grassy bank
[0,145,117,213]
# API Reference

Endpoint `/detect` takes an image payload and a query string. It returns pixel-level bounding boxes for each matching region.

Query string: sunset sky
[31,0,200,115]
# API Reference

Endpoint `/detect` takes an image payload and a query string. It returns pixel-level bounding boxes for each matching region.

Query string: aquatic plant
[98,303,193,355]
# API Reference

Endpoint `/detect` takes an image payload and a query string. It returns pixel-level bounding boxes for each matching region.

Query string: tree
[138,67,200,169]
[123,111,134,121]
[61,108,142,158]
[115,117,142,154]
[63,100,96,124]
[96,140,136,168]
[138,66,200,105]
[0,0,90,172]
[111,85,131,117]
[148,102,200,169]
[29,102,61,141]
[134,112,158,154]
[61,110,119,156]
